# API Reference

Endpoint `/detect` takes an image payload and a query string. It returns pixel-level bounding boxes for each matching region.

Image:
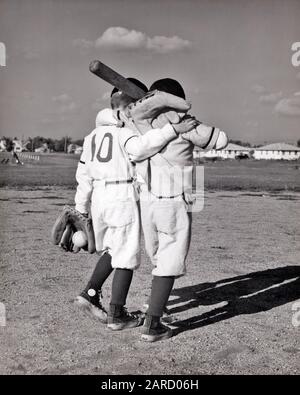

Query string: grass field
[1,152,300,191]
[0,154,299,374]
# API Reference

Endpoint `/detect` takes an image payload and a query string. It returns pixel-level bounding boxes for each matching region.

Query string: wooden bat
[89,60,146,100]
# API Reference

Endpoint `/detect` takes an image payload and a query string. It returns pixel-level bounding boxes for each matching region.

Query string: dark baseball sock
[82,252,113,296]
[110,268,133,308]
[147,275,175,318]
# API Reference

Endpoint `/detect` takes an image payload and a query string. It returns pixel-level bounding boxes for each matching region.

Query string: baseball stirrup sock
[83,252,113,295]
[147,276,175,317]
[110,268,133,307]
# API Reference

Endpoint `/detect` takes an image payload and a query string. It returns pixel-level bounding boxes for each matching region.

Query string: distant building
[12,138,30,153]
[253,143,300,160]
[74,146,83,155]
[35,143,50,153]
[67,143,83,154]
[194,143,252,160]
[0,138,7,152]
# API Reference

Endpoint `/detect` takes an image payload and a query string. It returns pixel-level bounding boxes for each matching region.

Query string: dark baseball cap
[150,78,186,99]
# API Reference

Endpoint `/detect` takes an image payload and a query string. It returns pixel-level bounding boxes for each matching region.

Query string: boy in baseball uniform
[74,78,198,330]
[139,78,228,341]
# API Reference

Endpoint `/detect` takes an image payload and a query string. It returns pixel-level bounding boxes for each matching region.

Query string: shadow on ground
[169,265,300,335]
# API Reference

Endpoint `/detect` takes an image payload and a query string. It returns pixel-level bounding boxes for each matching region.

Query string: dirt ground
[0,186,299,375]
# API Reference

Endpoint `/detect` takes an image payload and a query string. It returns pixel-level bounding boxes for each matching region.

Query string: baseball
[72,231,87,248]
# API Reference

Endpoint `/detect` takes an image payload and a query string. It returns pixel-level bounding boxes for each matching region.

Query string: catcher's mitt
[51,205,96,254]
[121,90,191,134]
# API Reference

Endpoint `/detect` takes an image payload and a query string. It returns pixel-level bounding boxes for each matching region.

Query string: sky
[0,0,300,144]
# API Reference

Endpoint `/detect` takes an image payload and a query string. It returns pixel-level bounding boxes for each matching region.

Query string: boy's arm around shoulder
[120,123,178,162]
[182,122,228,150]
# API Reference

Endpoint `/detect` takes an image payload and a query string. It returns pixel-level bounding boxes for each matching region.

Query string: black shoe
[141,315,172,342]
[107,305,144,331]
[74,290,107,323]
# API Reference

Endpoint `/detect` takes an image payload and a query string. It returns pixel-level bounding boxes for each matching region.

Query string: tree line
[1,136,300,151]
[0,136,84,152]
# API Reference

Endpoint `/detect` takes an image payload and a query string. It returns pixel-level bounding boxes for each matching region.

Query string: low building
[253,143,300,160]
[12,138,30,153]
[35,143,50,153]
[67,143,83,154]
[194,143,252,160]
[74,146,83,155]
[0,138,7,152]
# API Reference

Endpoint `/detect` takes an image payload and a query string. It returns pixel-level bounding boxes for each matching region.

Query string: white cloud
[251,84,266,94]
[146,35,191,54]
[74,26,191,54]
[60,102,77,113]
[95,27,147,50]
[52,93,71,103]
[259,91,282,104]
[72,38,94,49]
[275,95,300,117]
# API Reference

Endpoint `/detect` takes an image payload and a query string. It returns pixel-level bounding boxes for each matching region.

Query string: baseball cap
[150,78,186,99]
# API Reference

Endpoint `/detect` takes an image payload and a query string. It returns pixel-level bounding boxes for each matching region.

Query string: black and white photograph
[0,0,300,378]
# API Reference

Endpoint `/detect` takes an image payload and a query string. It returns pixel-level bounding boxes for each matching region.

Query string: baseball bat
[89,60,146,100]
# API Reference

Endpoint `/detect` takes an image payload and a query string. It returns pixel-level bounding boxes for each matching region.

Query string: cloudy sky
[0,0,299,143]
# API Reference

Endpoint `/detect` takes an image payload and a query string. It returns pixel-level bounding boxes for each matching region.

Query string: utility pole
[64,136,68,153]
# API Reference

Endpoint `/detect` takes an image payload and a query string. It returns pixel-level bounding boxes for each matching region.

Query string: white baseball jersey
[137,123,228,198]
[74,108,177,268]
[75,108,177,214]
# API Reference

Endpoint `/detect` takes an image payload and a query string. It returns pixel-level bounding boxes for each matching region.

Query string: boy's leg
[81,252,113,297]
[110,268,133,306]
[142,199,191,342]
[141,276,175,342]
[105,199,144,330]
[75,252,113,323]
[140,198,159,265]
[147,276,175,317]
[107,268,144,330]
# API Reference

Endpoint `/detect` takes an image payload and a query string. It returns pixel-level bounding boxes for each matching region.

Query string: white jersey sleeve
[182,123,228,150]
[74,136,93,214]
[120,123,177,162]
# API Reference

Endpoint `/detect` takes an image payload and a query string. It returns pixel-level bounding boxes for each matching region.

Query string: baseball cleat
[74,292,107,323]
[141,315,173,342]
[107,306,144,331]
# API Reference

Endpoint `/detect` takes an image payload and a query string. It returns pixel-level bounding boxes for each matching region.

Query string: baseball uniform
[75,108,178,270]
[139,123,228,277]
